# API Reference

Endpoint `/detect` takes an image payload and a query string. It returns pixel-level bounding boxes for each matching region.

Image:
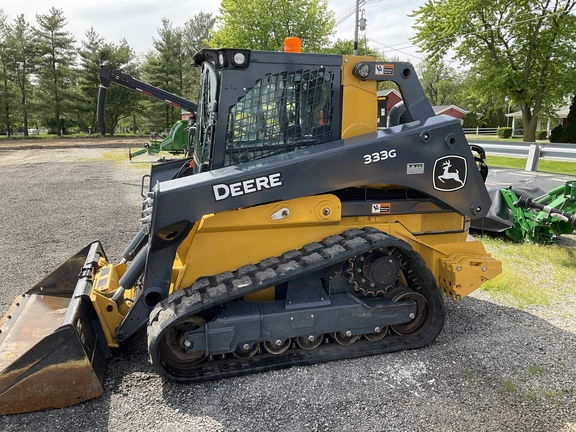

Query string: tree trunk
[55,112,61,136]
[2,74,10,138]
[521,106,538,142]
[22,95,29,137]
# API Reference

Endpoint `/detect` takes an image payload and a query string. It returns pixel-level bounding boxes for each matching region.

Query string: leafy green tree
[480,106,506,128]
[411,0,576,141]
[98,46,141,136]
[462,111,480,128]
[211,0,335,52]
[34,7,77,135]
[550,94,576,143]
[322,38,380,57]
[416,59,463,106]
[8,14,38,136]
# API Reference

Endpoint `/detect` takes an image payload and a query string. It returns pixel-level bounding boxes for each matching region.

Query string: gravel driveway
[0,148,575,432]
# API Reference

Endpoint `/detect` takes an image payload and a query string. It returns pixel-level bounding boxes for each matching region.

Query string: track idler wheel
[158,316,207,370]
[387,287,430,336]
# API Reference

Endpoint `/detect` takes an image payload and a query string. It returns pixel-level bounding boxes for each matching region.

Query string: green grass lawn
[479,155,575,309]
[479,235,576,310]
[486,155,576,176]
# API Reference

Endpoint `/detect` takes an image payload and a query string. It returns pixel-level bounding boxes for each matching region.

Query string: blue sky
[1,0,424,62]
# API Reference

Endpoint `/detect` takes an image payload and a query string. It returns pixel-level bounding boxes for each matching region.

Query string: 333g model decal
[363,149,397,165]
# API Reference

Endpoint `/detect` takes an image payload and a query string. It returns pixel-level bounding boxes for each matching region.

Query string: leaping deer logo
[438,159,464,185]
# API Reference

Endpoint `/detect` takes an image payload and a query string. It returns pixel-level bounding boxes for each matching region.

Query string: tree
[78,28,140,135]
[481,106,506,128]
[411,0,576,141]
[8,14,38,136]
[550,94,576,142]
[34,7,77,135]
[144,18,189,130]
[182,12,215,58]
[182,12,216,101]
[0,11,17,136]
[77,28,105,133]
[416,59,463,106]
[211,0,335,52]
[322,38,380,57]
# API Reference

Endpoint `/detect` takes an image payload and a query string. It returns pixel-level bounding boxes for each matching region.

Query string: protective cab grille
[224,69,335,166]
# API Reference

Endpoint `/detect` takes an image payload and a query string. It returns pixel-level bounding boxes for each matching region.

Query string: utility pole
[354,0,360,55]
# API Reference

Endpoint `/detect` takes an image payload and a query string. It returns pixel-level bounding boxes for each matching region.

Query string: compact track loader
[0,45,502,414]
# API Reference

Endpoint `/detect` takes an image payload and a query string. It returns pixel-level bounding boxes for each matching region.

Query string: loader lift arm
[97,66,198,124]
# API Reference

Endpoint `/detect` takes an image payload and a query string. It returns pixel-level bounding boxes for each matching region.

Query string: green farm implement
[129,120,191,160]
[474,180,576,243]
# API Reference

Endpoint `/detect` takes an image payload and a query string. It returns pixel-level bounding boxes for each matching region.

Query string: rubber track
[147,227,445,382]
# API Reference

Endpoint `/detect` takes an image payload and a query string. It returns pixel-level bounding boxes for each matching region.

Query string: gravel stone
[0,148,575,432]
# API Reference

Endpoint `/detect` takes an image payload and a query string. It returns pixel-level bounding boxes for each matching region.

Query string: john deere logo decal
[433,156,467,191]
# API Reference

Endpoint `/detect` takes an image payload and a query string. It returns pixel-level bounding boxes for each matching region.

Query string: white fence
[469,140,576,171]
[463,127,524,138]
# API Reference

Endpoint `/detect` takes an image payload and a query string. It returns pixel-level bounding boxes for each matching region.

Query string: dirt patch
[0,136,145,151]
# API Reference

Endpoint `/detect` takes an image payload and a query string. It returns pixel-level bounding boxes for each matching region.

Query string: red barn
[432,105,468,122]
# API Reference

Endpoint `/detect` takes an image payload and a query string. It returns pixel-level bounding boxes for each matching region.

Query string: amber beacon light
[284,37,302,52]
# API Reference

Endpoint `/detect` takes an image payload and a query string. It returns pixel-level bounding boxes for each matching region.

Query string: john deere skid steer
[0,45,501,414]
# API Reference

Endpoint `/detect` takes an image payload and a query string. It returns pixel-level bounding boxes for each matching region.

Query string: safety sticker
[407,163,424,174]
[433,156,467,191]
[371,203,391,214]
[375,64,394,75]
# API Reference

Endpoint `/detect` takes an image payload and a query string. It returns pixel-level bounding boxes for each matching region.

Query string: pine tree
[34,7,77,135]
[0,11,17,136]
[78,29,140,135]
[8,15,38,136]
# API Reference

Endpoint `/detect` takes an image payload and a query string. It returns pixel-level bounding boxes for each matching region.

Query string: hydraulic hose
[515,195,576,227]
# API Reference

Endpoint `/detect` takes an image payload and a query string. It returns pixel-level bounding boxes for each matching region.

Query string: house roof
[376,89,401,98]
[505,106,569,119]
[432,105,468,115]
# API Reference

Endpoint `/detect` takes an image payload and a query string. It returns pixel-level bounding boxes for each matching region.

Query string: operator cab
[191,49,342,173]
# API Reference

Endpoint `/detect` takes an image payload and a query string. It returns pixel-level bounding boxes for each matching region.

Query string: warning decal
[371,203,391,214]
[375,64,394,75]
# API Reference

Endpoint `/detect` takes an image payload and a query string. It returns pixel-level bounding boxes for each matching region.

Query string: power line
[363,5,575,61]
[415,6,576,49]
[367,38,422,61]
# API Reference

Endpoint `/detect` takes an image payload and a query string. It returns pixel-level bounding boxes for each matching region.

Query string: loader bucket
[0,242,111,415]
